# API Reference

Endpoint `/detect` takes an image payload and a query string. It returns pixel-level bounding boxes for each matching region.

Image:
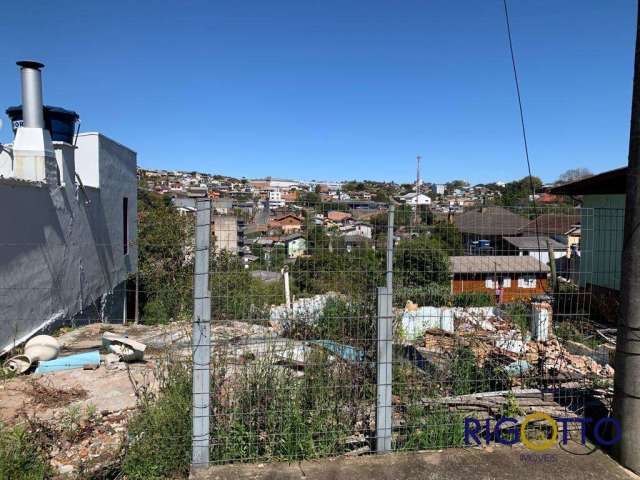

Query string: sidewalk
[192,444,639,480]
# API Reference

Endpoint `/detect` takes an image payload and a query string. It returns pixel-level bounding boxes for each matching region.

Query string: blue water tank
[6,105,80,144]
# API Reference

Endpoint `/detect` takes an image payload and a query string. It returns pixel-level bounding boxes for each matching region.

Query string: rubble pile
[403,300,615,382]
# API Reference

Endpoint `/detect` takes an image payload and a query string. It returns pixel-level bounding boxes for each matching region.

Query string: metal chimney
[17,61,45,129]
[12,60,57,184]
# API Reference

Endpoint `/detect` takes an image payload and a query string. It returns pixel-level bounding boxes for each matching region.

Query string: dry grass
[25,378,88,409]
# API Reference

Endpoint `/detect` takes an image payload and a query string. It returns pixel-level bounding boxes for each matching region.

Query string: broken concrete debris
[269,292,341,334]
[401,303,454,339]
[102,332,146,362]
[401,299,614,381]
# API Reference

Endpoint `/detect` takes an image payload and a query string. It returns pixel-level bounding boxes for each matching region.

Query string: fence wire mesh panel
[0,193,625,476]
[198,201,619,465]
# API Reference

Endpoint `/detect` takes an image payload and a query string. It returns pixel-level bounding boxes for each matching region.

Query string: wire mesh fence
[186,199,620,466]
[0,196,623,475]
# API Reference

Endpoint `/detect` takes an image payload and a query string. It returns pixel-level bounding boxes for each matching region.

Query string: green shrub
[400,406,466,450]
[210,348,373,463]
[283,297,376,352]
[451,291,494,307]
[122,363,192,480]
[448,347,509,395]
[502,301,531,335]
[0,423,52,480]
[394,285,494,308]
[394,284,451,308]
[395,236,450,287]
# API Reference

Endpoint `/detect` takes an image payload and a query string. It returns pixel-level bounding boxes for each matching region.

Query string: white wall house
[401,192,432,206]
[339,222,373,239]
[268,190,285,208]
[432,184,446,196]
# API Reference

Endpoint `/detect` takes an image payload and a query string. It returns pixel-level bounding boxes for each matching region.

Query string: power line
[502,0,543,271]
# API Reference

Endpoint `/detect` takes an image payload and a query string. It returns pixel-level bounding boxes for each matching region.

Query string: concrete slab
[192,444,639,480]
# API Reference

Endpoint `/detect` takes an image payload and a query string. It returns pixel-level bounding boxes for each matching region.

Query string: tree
[556,168,593,184]
[299,191,321,205]
[394,235,450,287]
[445,180,470,194]
[498,176,543,206]
[137,190,194,323]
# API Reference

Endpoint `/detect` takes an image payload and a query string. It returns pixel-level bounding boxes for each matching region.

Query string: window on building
[123,197,129,256]
[518,276,536,288]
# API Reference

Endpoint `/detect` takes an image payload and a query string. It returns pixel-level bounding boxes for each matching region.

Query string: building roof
[280,233,305,242]
[503,236,566,251]
[327,211,352,222]
[519,213,581,236]
[450,255,550,274]
[452,206,530,236]
[271,214,303,223]
[549,167,627,195]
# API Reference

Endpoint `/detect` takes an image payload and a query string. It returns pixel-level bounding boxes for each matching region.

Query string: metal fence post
[192,198,211,469]
[376,204,395,453]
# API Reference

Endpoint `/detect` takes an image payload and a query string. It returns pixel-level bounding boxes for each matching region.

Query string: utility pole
[613,2,640,473]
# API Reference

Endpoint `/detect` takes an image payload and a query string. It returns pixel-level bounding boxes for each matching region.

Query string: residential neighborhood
[2,2,640,480]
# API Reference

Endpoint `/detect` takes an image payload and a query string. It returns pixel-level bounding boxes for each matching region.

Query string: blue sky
[0,1,636,184]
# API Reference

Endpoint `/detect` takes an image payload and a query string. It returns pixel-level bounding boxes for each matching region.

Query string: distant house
[401,192,432,206]
[327,211,352,223]
[268,190,285,208]
[212,215,241,254]
[269,214,303,233]
[550,167,626,322]
[280,233,306,258]
[502,236,567,264]
[453,206,530,250]
[432,184,446,196]
[519,213,581,254]
[339,221,372,239]
[450,256,549,302]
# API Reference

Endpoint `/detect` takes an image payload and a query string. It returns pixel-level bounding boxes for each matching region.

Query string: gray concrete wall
[0,132,137,353]
[213,215,238,254]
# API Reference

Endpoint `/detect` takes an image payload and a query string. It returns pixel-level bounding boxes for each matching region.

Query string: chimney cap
[16,60,44,70]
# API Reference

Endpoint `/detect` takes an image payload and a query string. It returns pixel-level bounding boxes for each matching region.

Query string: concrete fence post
[376,286,393,453]
[376,204,395,453]
[192,198,211,470]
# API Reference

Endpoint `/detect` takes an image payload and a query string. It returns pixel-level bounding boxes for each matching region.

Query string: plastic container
[6,105,79,143]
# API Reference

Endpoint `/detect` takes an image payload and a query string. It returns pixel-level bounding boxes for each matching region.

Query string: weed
[501,391,523,418]
[0,423,52,480]
[399,406,466,450]
[122,362,192,480]
[502,301,531,336]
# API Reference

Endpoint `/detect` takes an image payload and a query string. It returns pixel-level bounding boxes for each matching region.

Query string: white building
[401,192,432,206]
[339,222,373,239]
[432,184,446,195]
[0,61,137,353]
[268,190,285,208]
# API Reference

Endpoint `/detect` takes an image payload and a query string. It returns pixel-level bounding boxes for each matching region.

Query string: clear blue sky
[0,1,636,184]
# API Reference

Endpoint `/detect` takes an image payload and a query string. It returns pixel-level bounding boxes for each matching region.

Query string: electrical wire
[502,0,543,271]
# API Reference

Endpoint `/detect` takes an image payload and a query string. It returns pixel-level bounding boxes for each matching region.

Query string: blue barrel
[6,105,79,143]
